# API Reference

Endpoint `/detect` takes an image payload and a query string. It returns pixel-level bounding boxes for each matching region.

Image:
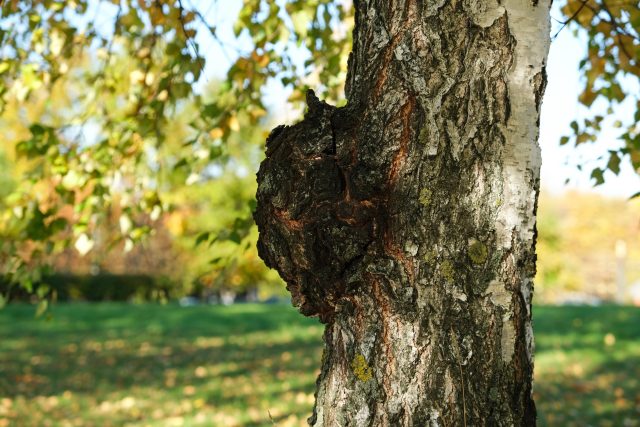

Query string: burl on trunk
[254,0,550,425]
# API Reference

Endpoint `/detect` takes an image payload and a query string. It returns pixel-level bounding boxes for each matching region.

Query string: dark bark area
[255,0,549,425]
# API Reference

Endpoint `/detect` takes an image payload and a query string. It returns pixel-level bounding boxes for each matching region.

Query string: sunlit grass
[0,303,638,426]
[534,305,640,426]
[0,304,323,426]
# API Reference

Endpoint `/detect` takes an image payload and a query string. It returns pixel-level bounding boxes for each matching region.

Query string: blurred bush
[1,273,170,302]
[535,190,640,303]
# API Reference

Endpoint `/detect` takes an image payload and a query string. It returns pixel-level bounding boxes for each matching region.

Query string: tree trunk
[255,0,550,425]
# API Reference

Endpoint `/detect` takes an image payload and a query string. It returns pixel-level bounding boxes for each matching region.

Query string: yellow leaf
[129,69,145,85]
[137,47,151,58]
[165,212,185,236]
[249,107,267,119]
[579,88,597,106]
[209,127,224,139]
[228,115,240,132]
[291,10,310,38]
[50,29,65,56]
[595,21,613,34]
[144,72,155,86]
[156,90,168,101]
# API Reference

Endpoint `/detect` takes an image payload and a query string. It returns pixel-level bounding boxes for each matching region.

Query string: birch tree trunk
[255,0,551,424]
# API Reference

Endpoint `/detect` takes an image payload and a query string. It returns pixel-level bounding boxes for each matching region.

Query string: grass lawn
[0,303,638,426]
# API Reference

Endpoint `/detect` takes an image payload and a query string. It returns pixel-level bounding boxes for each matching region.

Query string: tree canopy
[0,0,638,301]
[558,0,640,188]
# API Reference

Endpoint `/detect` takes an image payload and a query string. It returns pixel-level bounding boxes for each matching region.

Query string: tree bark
[255,0,550,425]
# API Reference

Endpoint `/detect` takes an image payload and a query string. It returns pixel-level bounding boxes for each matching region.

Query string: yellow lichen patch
[351,354,373,382]
[423,249,438,265]
[468,240,488,265]
[418,188,432,207]
[441,259,455,283]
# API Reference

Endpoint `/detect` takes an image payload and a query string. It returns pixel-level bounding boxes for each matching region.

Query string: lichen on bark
[351,354,374,382]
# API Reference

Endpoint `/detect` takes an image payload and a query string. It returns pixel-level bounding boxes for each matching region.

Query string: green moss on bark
[468,240,488,265]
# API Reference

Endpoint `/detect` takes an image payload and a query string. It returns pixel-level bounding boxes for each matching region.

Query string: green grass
[0,303,638,426]
[534,305,640,426]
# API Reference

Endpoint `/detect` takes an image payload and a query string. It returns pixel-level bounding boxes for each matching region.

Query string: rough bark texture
[255,0,550,425]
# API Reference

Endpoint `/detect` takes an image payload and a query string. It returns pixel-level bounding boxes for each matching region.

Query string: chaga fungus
[254,90,377,323]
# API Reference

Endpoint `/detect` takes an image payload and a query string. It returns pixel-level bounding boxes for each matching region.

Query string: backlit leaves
[591,167,605,186]
[607,151,621,175]
[0,0,354,298]
[560,0,640,192]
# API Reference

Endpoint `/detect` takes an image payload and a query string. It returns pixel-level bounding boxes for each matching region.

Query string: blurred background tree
[0,0,639,305]
[0,0,353,305]
[536,191,640,303]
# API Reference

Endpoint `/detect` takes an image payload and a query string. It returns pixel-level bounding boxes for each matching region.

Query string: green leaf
[579,88,597,106]
[291,10,310,38]
[203,103,222,118]
[26,208,49,240]
[36,284,50,298]
[195,232,210,247]
[610,83,625,102]
[23,280,33,294]
[228,230,242,244]
[590,167,605,186]
[570,121,579,133]
[560,136,570,145]
[35,299,48,318]
[49,218,68,234]
[576,132,591,145]
[16,124,58,158]
[607,151,621,175]
[173,158,189,170]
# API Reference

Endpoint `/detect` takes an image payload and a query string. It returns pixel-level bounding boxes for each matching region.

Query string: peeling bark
[255,0,550,425]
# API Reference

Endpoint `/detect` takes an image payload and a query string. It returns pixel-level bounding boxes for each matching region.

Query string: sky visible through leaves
[151,0,640,198]
[68,0,640,197]
[1,0,639,301]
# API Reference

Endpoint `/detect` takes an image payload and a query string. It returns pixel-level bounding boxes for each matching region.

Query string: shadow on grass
[0,302,324,426]
[1,303,638,426]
